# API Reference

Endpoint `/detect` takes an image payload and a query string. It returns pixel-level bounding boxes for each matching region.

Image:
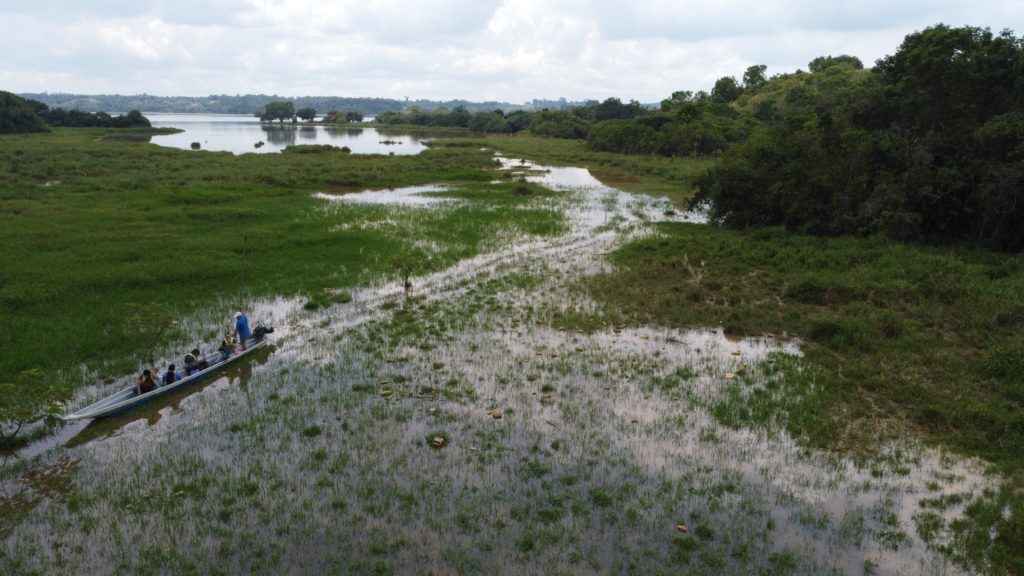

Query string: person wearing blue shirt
[234,309,251,348]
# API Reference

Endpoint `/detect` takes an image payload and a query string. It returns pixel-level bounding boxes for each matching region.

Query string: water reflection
[147,114,437,155]
[65,347,268,449]
[262,124,297,147]
[313,185,454,207]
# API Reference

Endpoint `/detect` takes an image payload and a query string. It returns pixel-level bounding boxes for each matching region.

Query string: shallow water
[313,185,454,207]
[1,156,997,574]
[146,113,436,155]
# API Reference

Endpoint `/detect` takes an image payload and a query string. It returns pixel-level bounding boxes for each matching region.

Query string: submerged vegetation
[0,129,555,383]
[583,224,1024,468]
[2,21,1023,576]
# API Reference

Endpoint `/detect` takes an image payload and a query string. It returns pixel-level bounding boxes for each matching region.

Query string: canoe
[63,333,271,421]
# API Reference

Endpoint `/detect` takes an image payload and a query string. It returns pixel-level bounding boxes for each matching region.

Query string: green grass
[0,129,563,385]
[585,223,1024,465]
[2,126,1016,575]
[578,222,1024,572]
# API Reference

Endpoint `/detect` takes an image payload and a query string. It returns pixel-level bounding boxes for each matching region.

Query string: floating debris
[676,523,688,533]
[490,410,503,419]
[431,436,445,448]
[724,372,736,380]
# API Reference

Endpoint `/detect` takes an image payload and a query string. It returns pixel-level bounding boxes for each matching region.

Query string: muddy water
[1,156,995,574]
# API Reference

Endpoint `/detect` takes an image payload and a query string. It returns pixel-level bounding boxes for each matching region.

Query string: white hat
[234,311,242,318]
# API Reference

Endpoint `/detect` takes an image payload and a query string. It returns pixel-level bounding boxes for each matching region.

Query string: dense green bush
[696,25,1024,251]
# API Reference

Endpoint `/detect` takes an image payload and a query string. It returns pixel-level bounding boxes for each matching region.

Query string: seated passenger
[163,364,178,386]
[136,369,158,396]
[218,332,235,356]
[184,348,208,375]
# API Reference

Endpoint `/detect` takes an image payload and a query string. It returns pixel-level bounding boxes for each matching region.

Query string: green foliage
[742,65,768,89]
[585,102,750,157]
[0,91,49,134]
[296,107,316,122]
[698,24,1024,251]
[391,249,427,292]
[528,109,589,139]
[322,110,365,124]
[260,100,295,123]
[0,369,69,446]
[808,55,864,72]
[467,110,509,133]
[586,120,658,154]
[43,108,151,128]
[711,76,743,103]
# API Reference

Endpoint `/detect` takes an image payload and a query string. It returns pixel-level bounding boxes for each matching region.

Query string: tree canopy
[695,24,1024,251]
[260,100,295,123]
[2,92,150,132]
[0,91,50,133]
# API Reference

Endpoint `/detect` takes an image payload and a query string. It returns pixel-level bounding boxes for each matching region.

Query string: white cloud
[3,1,1023,102]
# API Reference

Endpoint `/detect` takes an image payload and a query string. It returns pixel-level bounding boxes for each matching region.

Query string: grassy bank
[471,134,713,206]
[576,222,1024,572]
[0,129,564,386]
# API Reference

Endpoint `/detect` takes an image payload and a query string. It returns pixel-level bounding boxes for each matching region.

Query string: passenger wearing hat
[136,369,158,396]
[234,309,251,349]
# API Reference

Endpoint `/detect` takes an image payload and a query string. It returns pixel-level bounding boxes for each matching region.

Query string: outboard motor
[253,324,274,338]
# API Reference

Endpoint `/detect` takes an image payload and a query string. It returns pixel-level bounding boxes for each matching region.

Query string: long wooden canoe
[63,334,271,421]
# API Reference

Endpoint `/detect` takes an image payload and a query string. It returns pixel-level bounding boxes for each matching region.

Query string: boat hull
[63,336,270,421]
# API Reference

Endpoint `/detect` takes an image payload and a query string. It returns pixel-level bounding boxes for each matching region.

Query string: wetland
[1,127,1021,575]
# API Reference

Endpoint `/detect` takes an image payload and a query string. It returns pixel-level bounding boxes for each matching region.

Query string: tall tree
[711,76,743,103]
[260,100,295,123]
[742,65,768,89]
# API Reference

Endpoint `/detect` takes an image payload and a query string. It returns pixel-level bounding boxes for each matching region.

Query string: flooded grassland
[1,156,1004,575]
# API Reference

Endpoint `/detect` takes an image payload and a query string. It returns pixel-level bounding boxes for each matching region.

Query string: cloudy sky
[2,1,1021,103]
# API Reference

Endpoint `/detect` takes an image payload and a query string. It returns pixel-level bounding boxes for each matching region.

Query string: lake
[146,113,433,155]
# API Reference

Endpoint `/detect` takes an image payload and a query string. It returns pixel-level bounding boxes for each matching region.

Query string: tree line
[18,93,564,116]
[695,25,1024,252]
[0,92,151,132]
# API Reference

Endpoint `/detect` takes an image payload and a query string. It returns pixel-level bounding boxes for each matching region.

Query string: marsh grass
[1,139,1012,575]
[579,222,1024,572]
[0,129,563,384]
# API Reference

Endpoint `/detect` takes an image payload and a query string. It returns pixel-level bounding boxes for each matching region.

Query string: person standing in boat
[234,309,251,349]
[136,369,158,396]
[184,348,208,375]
